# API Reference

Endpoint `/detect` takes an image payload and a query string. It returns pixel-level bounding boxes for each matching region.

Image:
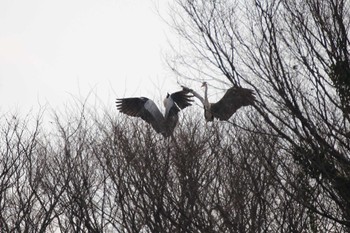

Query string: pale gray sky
[0,0,180,113]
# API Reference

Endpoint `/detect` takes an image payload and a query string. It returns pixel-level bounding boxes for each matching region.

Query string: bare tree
[0,112,65,232]
[169,0,350,230]
[2,2,350,230]
[1,103,346,232]
[95,111,336,232]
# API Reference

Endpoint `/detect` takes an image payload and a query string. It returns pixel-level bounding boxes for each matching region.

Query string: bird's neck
[203,85,213,121]
[203,85,210,108]
[164,97,174,118]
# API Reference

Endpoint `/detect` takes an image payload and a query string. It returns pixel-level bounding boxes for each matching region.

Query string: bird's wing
[181,86,205,105]
[170,89,194,109]
[116,97,165,134]
[210,87,255,120]
[161,89,193,137]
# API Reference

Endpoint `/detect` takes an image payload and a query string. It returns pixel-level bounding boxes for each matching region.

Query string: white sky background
[0,0,181,114]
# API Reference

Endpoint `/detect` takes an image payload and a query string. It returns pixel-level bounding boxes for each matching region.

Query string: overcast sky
[0,0,181,114]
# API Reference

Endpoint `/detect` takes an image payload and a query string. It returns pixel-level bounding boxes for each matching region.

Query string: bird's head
[163,93,172,108]
[201,82,208,88]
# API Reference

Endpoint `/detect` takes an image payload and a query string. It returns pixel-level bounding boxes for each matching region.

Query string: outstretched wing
[116,97,165,134]
[181,85,205,105]
[170,89,194,110]
[161,89,193,137]
[211,87,255,120]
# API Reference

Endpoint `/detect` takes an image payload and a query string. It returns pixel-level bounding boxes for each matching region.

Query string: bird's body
[184,82,255,121]
[116,90,193,137]
[204,106,214,121]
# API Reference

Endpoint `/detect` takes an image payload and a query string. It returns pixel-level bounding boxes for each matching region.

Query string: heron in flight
[116,89,193,137]
[183,82,255,121]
